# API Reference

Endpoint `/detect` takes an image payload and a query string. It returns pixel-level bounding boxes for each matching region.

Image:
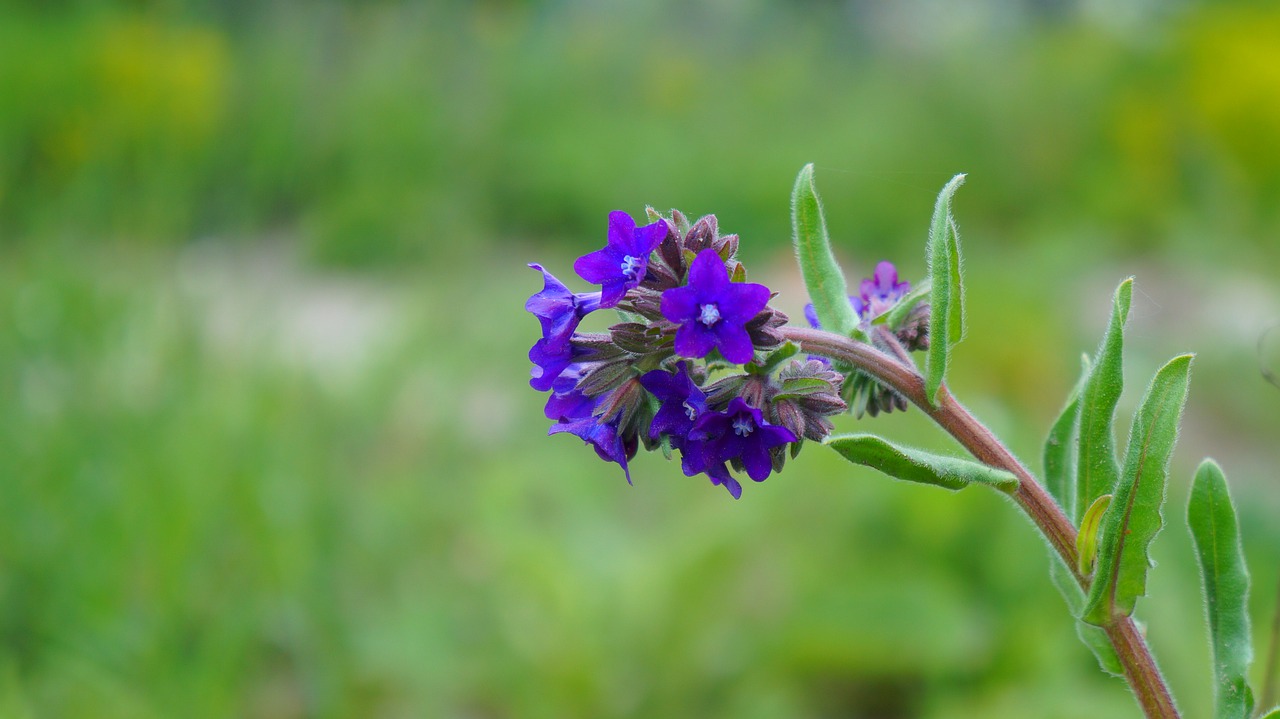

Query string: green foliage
[1188,459,1255,719]
[925,174,966,404]
[1075,279,1132,525]
[824,434,1018,494]
[871,280,930,329]
[791,164,861,340]
[749,341,801,375]
[1049,559,1124,676]
[1083,354,1193,626]
[1043,355,1090,519]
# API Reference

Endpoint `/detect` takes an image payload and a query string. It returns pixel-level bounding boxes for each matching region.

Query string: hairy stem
[782,325,1181,719]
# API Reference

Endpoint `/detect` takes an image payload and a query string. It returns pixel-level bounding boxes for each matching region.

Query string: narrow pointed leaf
[946,216,964,345]
[1076,278,1133,524]
[792,164,860,339]
[1188,459,1255,719]
[1044,354,1091,517]
[924,174,966,404]
[1049,558,1124,676]
[1083,353,1193,626]
[824,433,1018,494]
[1077,494,1113,577]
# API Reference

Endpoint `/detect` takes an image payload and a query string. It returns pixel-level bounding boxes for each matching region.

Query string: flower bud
[597,377,649,436]
[770,398,808,440]
[684,214,718,254]
[576,360,632,397]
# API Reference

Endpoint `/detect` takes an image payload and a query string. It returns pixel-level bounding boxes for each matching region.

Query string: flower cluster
[526,209,926,498]
[802,260,930,417]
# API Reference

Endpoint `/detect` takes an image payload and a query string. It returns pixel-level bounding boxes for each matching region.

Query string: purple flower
[544,364,596,421]
[528,337,591,392]
[526,264,603,391]
[638,362,713,477]
[639,362,706,440]
[574,211,668,309]
[800,261,909,328]
[660,249,770,365]
[691,398,797,492]
[526,263,602,352]
[860,261,910,318]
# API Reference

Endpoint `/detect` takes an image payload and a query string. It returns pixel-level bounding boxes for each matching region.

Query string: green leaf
[1083,353,1193,626]
[945,216,964,346]
[1076,278,1133,524]
[1044,354,1091,517]
[924,174,966,404]
[750,341,800,375]
[1077,494,1113,577]
[871,280,931,327]
[824,433,1017,494]
[1049,558,1124,676]
[1257,709,1280,719]
[791,164,860,339]
[1188,459,1255,719]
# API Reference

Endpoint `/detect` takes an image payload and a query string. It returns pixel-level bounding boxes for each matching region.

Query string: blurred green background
[2,0,1279,717]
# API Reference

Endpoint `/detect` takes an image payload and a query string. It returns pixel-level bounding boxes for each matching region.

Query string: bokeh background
[2,0,1279,717]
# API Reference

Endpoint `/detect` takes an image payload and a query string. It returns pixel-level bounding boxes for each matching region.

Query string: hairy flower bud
[597,377,650,436]
[685,215,718,254]
[896,303,931,351]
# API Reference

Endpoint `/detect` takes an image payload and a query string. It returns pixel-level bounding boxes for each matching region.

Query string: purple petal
[718,281,770,324]
[673,323,717,359]
[704,462,742,499]
[685,249,729,294]
[575,248,621,285]
[850,295,867,317]
[873,261,899,292]
[599,279,628,309]
[742,446,773,482]
[660,285,700,323]
[803,303,820,329]
[713,324,756,365]
[628,218,668,258]
[606,210,636,251]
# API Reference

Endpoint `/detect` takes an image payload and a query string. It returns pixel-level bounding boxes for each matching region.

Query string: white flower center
[698,303,721,327]
[619,255,643,280]
[732,416,754,437]
[682,401,698,420]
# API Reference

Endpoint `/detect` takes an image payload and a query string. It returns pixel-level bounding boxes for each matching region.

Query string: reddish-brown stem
[782,326,1181,719]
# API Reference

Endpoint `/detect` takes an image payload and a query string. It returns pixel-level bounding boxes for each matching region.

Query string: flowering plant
[524,165,1278,719]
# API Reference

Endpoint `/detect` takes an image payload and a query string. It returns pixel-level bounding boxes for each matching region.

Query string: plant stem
[782,325,1181,719]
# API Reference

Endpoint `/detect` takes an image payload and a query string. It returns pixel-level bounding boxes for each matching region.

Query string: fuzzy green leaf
[945,216,964,345]
[791,164,860,339]
[1188,459,1255,719]
[824,433,1017,494]
[871,280,931,328]
[1076,278,1133,524]
[1257,709,1280,719]
[1049,559,1124,676]
[1083,353,1193,626]
[1044,354,1091,517]
[924,174,966,404]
